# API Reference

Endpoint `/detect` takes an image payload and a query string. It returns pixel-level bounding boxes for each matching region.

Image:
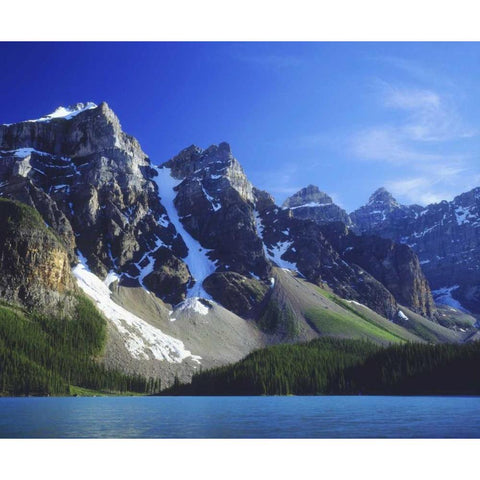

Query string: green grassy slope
[268,268,424,345]
[397,306,464,343]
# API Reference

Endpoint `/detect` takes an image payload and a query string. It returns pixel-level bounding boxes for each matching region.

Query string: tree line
[162,337,480,396]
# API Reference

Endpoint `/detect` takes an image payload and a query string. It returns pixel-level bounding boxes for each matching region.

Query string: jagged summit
[282,185,333,209]
[367,187,399,208]
[163,142,233,176]
[162,141,254,203]
[282,185,352,226]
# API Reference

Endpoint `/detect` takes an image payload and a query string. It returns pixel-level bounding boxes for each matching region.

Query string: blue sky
[1,42,480,211]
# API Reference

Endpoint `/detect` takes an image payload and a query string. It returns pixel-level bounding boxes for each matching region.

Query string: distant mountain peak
[282,185,352,226]
[368,187,399,208]
[282,185,333,210]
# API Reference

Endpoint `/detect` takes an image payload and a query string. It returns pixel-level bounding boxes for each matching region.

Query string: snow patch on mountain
[27,103,97,123]
[286,202,331,210]
[153,166,217,299]
[0,147,50,158]
[454,205,478,226]
[432,285,470,313]
[136,235,167,289]
[73,251,201,364]
[175,297,210,316]
[254,209,299,272]
[104,271,120,288]
[266,241,298,271]
[200,182,222,211]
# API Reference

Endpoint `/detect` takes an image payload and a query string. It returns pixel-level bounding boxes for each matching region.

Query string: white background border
[1,1,479,477]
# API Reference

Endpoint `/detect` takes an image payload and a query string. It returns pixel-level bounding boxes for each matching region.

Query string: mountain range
[0,102,478,390]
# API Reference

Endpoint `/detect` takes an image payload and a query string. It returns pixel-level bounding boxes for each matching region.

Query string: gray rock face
[277,185,435,319]
[203,272,269,318]
[319,222,437,319]
[282,185,352,226]
[351,187,480,313]
[165,142,254,203]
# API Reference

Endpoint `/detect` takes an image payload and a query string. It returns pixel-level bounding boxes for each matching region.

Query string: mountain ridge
[0,102,477,390]
[351,186,480,314]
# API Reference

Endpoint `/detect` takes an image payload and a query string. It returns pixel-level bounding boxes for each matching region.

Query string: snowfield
[432,285,470,313]
[266,240,298,271]
[27,103,97,123]
[176,297,210,316]
[153,166,217,299]
[73,252,201,364]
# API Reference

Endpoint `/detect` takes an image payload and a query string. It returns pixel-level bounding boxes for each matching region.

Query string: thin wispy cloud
[385,166,470,205]
[349,74,478,205]
[367,55,455,89]
[352,125,445,164]
[354,81,475,156]
[385,177,442,205]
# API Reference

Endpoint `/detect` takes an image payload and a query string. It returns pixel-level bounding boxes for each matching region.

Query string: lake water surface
[1,396,479,438]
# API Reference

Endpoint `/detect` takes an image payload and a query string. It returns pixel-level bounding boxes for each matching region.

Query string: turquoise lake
[1,396,479,438]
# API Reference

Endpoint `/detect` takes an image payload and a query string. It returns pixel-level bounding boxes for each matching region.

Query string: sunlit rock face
[0,199,75,315]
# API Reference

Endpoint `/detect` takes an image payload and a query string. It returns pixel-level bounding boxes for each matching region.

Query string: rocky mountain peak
[282,185,333,209]
[254,188,276,213]
[282,185,352,227]
[368,187,399,209]
[164,142,232,178]
[163,142,254,203]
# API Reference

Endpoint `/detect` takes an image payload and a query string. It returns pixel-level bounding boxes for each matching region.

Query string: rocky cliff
[0,198,75,314]
[0,104,446,323]
[254,188,399,319]
[319,222,436,319]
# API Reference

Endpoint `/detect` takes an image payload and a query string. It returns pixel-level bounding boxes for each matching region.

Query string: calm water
[0,396,479,438]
